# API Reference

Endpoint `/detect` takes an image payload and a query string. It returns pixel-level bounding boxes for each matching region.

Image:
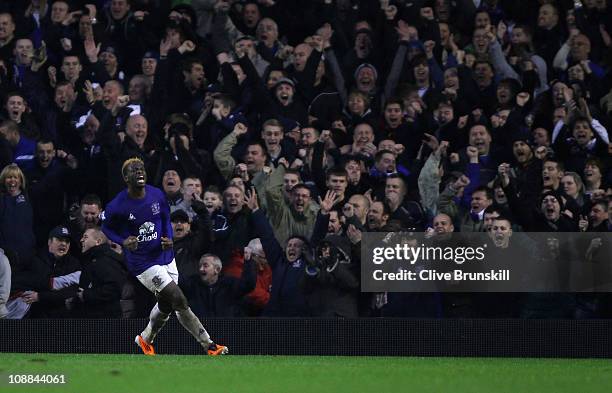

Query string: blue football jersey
[102,185,174,276]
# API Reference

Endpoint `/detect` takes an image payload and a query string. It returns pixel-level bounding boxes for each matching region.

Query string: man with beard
[66,194,103,258]
[8,226,81,319]
[102,158,227,356]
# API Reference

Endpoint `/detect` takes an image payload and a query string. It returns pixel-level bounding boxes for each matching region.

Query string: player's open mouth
[137,175,145,185]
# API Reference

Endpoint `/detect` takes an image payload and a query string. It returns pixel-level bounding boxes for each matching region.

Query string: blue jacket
[251,210,308,317]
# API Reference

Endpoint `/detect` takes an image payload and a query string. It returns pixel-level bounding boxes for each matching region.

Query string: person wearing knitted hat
[272,77,308,126]
[99,43,125,82]
[537,191,577,232]
[354,63,377,95]
[304,234,358,318]
[505,133,541,199]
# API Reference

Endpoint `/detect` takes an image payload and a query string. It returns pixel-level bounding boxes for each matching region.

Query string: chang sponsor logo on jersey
[137,221,158,242]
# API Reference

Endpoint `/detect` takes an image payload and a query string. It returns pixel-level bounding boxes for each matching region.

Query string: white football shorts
[136,260,179,295]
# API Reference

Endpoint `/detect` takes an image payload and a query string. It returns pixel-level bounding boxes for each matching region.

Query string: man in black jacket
[72,228,127,318]
[9,226,81,318]
[180,253,255,318]
[303,235,359,318]
[171,208,211,284]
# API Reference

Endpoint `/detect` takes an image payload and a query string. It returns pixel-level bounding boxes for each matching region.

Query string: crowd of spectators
[0,0,611,320]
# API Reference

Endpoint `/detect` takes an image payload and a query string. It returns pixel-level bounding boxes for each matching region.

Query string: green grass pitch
[1,353,611,393]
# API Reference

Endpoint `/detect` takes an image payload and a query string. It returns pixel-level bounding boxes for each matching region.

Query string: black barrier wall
[1,319,612,358]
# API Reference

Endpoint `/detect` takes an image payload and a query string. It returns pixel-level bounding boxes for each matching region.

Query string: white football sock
[141,303,170,343]
[175,308,212,348]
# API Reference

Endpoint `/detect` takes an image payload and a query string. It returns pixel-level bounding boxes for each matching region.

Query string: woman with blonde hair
[561,171,585,207]
[0,164,36,261]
